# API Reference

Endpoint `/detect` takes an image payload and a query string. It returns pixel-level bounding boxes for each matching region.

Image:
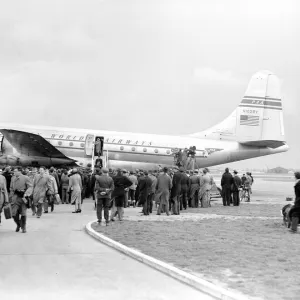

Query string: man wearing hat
[122,169,130,208]
[180,167,189,210]
[171,166,183,215]
[189,170,200,208]
[111,169,132,221]
[95,167,114,225]
[156,167,172,216]
[221,168,233,206]
[232,170,242,206]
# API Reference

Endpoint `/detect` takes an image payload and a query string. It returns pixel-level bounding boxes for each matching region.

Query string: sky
[0,0,299,169]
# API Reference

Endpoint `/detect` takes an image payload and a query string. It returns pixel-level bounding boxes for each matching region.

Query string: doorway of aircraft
[85,134,106,170]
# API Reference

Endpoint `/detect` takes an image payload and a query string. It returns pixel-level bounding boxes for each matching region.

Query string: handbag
[4,203,12,219]
[25,196,33,209]
[54,194,61,205]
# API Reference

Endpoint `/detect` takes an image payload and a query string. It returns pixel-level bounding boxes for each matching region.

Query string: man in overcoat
[180,168,189,210]
[95,167,114,225]
[221,168,233,206]
[32,167,53,218]
[111,169,132,221]
[171,167,183,214]
[232,170,242,206]
[155,167,172,216]
[10,167,33,233]
[189,170,200,208]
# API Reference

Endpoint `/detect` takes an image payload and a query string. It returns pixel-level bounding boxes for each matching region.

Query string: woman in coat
[0,174,9,224]
[199,168,214,208]
[68,168,83,213]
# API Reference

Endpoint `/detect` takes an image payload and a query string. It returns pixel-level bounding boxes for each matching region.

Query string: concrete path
[0,200,214,300]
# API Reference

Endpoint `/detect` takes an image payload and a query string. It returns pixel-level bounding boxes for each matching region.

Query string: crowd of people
[0,164,255,232]
[220,168,254,206]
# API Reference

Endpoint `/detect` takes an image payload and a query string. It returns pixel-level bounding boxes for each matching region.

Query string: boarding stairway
[103,150,109,168]
[173,146,197,170]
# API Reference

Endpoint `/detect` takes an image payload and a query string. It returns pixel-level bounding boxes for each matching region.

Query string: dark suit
[138,176,153,215]
[180,173,189,210]
[112,175,132,207]
[221,172,233,206]
[111,174,132,221]
[232,175,242,206]
[171,172,183,214]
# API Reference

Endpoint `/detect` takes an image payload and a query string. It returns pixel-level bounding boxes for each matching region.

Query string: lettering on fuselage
[242,109,259,115]
[50,134,85,141]
[46,133,224,158]
[105,138,152,146]
[49,134,153,146]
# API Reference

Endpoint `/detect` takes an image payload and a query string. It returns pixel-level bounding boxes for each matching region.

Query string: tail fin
[189,70,286,146]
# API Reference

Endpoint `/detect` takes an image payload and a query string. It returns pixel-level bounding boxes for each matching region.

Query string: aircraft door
[85,134,95,156]
[94,137,104,157]
[92,136,104,169]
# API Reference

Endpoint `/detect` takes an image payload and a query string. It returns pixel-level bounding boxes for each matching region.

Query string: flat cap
[102,167,109,173]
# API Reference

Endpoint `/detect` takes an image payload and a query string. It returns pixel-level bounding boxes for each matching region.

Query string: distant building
[267,167,289,174]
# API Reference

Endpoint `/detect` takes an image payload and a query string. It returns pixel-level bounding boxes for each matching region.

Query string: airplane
[0,70,289,171]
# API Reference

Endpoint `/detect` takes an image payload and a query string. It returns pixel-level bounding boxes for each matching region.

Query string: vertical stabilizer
[189,70,286,146]
[236,70,285,143]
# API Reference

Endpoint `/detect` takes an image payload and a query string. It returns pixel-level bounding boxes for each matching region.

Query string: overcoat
[95,175,114,199]
[189,175,200,199]
[10,174,33,216]
[0,175,8,212]
[33,174,53,204]
[171,172,183,198]
[111,175,132,207]
[68,173,82,204]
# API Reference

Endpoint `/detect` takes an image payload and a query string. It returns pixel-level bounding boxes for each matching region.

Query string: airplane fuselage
[0,123,288,170]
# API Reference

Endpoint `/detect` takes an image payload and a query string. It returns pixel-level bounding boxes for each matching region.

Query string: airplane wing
[0,129,76,162]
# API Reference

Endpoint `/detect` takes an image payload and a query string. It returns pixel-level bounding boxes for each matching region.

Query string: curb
[85,220,259,300]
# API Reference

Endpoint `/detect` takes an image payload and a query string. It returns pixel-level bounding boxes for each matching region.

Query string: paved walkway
[0,200,213,300]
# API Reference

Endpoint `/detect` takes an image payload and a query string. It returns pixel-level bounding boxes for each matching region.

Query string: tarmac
[0,199,214,300]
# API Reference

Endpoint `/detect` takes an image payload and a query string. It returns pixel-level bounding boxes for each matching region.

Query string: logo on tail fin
[240,115,260,127]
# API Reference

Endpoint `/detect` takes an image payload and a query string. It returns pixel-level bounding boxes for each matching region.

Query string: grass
[92,203,300,300]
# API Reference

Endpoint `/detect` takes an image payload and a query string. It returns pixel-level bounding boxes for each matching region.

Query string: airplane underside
[0,142,288,171]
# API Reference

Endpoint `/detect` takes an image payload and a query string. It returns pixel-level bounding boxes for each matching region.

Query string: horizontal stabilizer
[239,140,287,149]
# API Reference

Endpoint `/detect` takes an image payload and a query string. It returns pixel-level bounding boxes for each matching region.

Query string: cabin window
[154,149,158,153]
[58,141,62,146]
[131,147,136,151]
[69,142,74,146]
[166,150,170,154]
[120,146,124,150]
[143,148,147,152]
[80,143,85,147]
